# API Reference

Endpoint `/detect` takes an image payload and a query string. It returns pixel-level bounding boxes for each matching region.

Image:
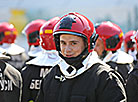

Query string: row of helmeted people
[0,12,138,102]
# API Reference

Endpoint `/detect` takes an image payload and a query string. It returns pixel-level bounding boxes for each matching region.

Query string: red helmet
[133,30,138,49]
[22,19,46,46]
[40,17,60,50]
[95,21,123,51]
[53,12,97,53]
[0,22,17,44]
[124,30,136,52]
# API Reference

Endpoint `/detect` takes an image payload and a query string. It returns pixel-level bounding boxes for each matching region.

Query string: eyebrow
[60,40,79,43]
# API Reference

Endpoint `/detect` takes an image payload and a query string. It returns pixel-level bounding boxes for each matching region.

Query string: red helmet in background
[22,19,46,46]
[0,22,17,44]
[95,21,123,51]
[53,12,97,53]
[40,17,60,50]
[133,30,138,49]
[124,30,136,52]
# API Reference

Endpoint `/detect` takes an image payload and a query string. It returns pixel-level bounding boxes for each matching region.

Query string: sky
[0,0,138,23]
[0,0,137,9]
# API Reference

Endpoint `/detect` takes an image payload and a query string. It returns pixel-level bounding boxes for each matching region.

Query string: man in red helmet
[21,17,60,102]
[36,12,127,102]
[0,48,22,102]
[0,22,29,71]
[22,19,46,61]
[126,30,138,102]
[94,21,134,83]
[124,30,137,65]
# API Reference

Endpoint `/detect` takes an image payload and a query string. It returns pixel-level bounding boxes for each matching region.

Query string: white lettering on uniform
[40,68,49,78]
[30,79,42,89]
[0,68,2,78]
[0,80,4,90]
[0,80,13,91]
[29,68,51,90]
[7,80,13,91]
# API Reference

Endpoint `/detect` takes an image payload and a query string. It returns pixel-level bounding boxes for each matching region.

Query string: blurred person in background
[0,22,29,71]
[126,30,138,102]
[21,17,60,102]
[94,21,134,83]
[22,19,46,61]
[0,47,22,102]
[36,12,127,102]
[124,30,137,65]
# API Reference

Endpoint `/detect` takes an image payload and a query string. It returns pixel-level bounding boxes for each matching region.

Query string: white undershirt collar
[57,51,105,79]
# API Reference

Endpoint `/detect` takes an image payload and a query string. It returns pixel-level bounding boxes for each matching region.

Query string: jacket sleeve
[35,67,53,102]
[126,69,138,102]
[0,60,23,102]
[35,78,44,102]
[0,60,6,73]
[96,65,127,102]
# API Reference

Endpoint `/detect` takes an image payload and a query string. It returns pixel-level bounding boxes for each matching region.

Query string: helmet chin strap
[100,50,117,60]
[100,50,107,59]
[112,50,117,53]
[59,48,89,70]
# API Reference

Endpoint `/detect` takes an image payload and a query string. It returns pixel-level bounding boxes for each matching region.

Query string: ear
[54,34,61,51]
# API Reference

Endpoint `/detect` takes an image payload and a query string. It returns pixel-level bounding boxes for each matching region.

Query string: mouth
[65,54,73,58]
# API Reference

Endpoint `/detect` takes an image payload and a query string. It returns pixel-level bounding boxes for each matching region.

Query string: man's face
[60,34,85,58]
[94,38,105,56]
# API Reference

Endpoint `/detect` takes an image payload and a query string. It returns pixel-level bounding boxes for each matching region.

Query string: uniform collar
[128,49,137,61]
[26,50,60,66]
[103,50,134,64]
[0,43,25,55]
[57,51,104,79]
[28,45,42,57]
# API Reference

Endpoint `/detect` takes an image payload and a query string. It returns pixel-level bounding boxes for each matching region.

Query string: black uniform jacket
[126,63,138,102]
[0,60,22,102]
[2,53,29,71]
[106,61,131,83]
[21,64,52,102]
[36,63,127,102]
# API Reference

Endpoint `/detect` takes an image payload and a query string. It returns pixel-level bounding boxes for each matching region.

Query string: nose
[64,44,72,54]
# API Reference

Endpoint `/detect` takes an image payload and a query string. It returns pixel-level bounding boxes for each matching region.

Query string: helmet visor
[127,41,135,49]
[105,34,120,49]
[0,32,5,42]
[28,31,39,43]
